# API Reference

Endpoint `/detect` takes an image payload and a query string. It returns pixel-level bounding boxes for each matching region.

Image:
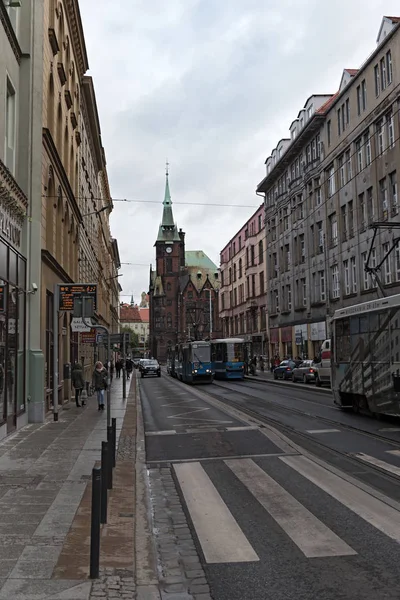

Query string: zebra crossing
[173,454,400,564]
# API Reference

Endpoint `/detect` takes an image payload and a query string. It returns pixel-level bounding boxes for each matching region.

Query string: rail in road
[138,372,400,600]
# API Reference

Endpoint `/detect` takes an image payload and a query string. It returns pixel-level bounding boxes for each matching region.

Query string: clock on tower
[165,246,172,254]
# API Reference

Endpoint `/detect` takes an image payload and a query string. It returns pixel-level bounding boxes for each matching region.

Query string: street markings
[379,428,400,432]
[226,426,258,432]
[281,455,400,542]
[145,430,177,436]
[386,449,400,456]
[174,462,259,564]
[306,429,341,434]
[226,458,355,558]
[353,452,400,477]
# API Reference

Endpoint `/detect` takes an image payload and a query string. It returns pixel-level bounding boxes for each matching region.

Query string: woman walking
[92,361,107,411]
[71,362,85,407]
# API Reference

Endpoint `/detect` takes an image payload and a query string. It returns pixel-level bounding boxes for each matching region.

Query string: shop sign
[70,317,92,332]
[0,208,22,249]
[310,321,326,341]
[81,331,96,344]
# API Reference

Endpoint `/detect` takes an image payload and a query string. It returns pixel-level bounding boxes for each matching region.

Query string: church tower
[149,166,185,362]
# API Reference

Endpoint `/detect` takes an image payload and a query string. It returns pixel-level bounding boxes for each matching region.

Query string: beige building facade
[257,16,400,361]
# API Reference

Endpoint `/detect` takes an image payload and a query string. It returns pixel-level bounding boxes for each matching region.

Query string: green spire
[156,162,180,242]
[130,294,134,306]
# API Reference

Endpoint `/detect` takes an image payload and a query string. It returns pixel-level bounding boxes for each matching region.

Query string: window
[327,120,331,146]
[317,222,324,253]
[287,285,292,310]
[337,108,341,135]
[274,289,279,312]
[356,138,363,173]
[364,130,371,165]
[376,119,385,155]
[332,265,340,299]
[327,165,335,197]
[307,104,314,118]
[361,79,367,110]
[258,240,263,264]
[374,64,381,96]
[346,150,352,182]
[259,271,264,295]
[351,257,357,293]
[396,244,400,282]
[250,245,255,265]
[348,200,354,237]
[390,171,398,215]
[339,154,345,187]
[5,78,16,174]
[258,214,262,232]
[319,270,326,301]
[299,234,305,263]
[362,252,369,290]
[379,177,388,218]
[233,242,236,255]
[233,263,237,282]
[329,214,338,247]
[387,111,395,149]
[341,205,348,241]
[345,98,350,125]
[252,274,256,297]
[238,258,242,278]
[344,260,350,295]
[301,278,307,307]
[166,257,172,273]
[380,56,387,90]
[383,242,392,285]
[387,50,393,85]
[356,85,361,115]
[238,236,241,250]
[315,185,321,206]
[367,187,374,223]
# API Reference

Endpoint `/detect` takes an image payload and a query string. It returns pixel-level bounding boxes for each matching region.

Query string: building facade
[149,172,221,362]
[219,205,268,355]
[256,15,400,361]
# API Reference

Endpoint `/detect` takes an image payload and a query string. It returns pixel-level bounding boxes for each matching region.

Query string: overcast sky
[79,0,399,304]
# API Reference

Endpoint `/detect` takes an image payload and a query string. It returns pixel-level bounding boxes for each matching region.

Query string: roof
[139,308,149,323]
[156,172,181,242]
[345,69,359,75]
[120,304,141,323]
[316,92,339,114]
[185,250,218,271]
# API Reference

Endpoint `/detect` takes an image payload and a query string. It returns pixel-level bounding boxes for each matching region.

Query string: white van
[313,339,331,387]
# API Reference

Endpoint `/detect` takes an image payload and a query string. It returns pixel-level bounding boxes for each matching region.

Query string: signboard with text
[81,331,96,344]
[59,284,97,311]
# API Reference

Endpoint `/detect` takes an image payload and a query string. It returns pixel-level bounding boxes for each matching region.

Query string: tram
[211,338,245,380]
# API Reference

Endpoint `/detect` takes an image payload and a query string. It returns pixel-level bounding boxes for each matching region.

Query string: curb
[244,374,332,394]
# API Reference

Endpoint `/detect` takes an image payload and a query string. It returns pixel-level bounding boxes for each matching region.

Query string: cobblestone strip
[90,568,136,598]
[149,467,213,600]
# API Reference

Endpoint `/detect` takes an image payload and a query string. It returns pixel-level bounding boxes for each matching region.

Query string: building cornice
[64,0,89,79]
[42,128,83,224]
[41,249,74,283]
[0,3,22,64]
[0,159,28,212]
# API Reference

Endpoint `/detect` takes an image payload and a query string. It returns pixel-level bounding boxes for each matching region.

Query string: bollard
[106,426,113,489]
[90,467,101,579]
[100,442,108,524]
[111,417,117,467]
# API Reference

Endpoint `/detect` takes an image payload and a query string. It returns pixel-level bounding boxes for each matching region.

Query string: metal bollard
[90,467,101,579]
[106,426,113,489]
[100,442,108,524]
[111,417,117,467]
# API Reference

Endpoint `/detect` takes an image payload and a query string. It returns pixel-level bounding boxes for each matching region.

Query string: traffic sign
[59,284,97,311]
[71,317,92,332]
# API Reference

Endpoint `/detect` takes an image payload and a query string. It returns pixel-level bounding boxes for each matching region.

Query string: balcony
[48,28,59,56]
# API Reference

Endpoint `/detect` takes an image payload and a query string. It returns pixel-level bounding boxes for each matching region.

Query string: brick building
[149,172,221,362]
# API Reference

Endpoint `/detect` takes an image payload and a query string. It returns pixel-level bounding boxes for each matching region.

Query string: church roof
[185,250,218,271]
[156,170,181,242]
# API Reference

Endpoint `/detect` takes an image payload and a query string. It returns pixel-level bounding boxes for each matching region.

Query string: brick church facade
[149,172,222,362]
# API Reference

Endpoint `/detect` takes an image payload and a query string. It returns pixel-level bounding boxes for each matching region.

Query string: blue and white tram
[211,338,245,380]
[179,341,213,384]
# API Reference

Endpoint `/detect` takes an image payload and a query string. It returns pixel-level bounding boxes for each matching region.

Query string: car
[140,359,161,378]
[273,360,296,380]
[292,360,316,383]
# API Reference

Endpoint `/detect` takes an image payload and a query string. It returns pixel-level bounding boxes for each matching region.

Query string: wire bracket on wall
[366,221,400,297]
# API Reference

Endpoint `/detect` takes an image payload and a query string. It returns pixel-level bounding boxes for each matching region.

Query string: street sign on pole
[71,317,93,333]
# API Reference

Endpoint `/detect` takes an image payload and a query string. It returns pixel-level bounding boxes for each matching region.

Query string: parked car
[140,359,161,378]
[313,339,332,387]
[292,360,316,383]
[273,360,296,380]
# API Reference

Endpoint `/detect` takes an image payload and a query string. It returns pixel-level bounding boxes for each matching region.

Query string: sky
[79,0,400,304]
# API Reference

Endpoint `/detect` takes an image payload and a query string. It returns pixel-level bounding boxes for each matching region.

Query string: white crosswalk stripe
[173,455,400,565]
[353,452,400,477]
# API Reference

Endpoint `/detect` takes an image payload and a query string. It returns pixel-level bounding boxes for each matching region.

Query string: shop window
[8,250,17,285]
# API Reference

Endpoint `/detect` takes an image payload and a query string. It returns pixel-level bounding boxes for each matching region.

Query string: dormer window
[307,104,314,119]
[291,129,296,141]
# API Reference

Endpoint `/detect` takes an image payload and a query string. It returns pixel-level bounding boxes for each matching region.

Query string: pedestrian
[115,360,122,378]
[126,357,133,380]
[110,361,114,382]
[259,356,265,372]
[71,361,85,407]
[92,361,107,411]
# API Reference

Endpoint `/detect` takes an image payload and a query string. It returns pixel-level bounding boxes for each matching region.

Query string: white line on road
[226,426,258,432]
[306,429,341,434]
[145,430,177,436]
[379,428,400,432]
[353,453,400,477]
[174,462,259,564]
[226,458,355,558]
[386,450,400,456]
[282,455,400,542]
[167,408,210,419]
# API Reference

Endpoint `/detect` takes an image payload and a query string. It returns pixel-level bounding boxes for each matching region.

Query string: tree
[120,326,139,349]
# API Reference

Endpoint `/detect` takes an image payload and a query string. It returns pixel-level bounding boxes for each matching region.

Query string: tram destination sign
[59,284,97,312]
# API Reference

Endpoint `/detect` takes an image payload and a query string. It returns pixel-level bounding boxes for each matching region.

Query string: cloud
[79,0,400,302]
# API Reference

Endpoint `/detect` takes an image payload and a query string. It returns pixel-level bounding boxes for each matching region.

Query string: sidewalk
[0,374,135,600]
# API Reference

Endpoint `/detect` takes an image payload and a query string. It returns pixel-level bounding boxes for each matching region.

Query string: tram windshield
[226,343,244,362]
[191,344,210,363]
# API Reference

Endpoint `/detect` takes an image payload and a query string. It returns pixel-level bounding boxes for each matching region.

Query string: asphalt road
[139,371,400,600]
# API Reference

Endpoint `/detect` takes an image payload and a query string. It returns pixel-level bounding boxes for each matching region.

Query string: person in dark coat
[92,361,107,411]
[71,362,85,407]
[126,358,133,380]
